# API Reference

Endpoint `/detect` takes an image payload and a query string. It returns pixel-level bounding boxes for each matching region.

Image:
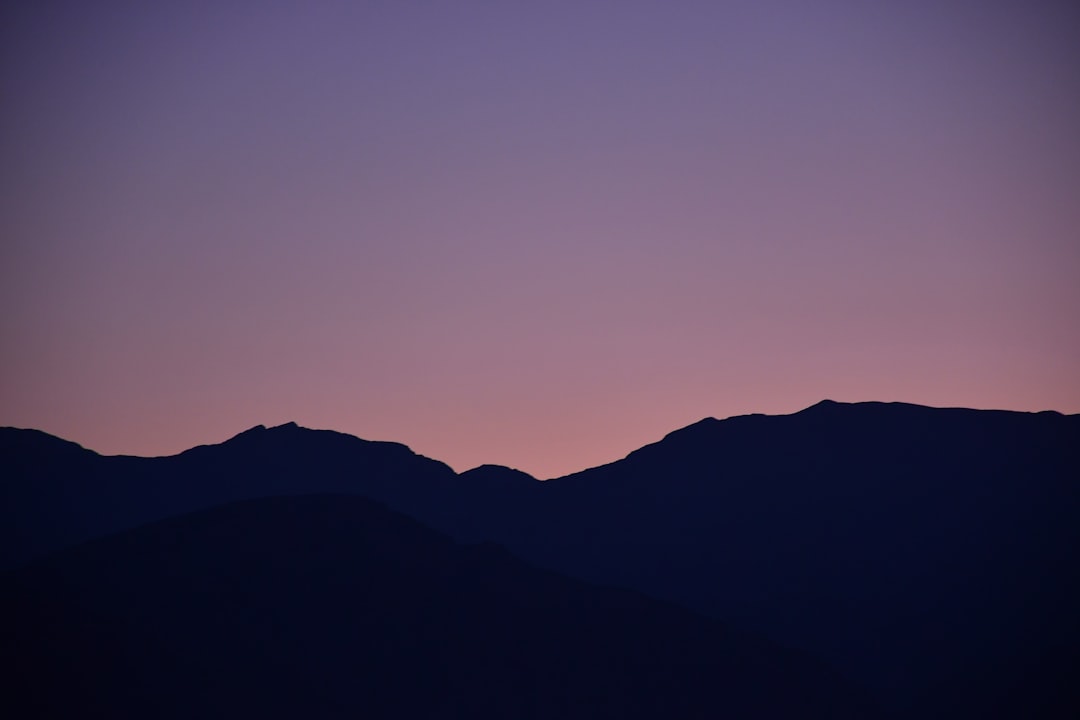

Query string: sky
[2,0,1078,478]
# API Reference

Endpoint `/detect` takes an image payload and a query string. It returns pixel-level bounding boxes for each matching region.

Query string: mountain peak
[222,422,305,444]
[459,464,539,486]
[269,421,301,431]
[798,399,844,413]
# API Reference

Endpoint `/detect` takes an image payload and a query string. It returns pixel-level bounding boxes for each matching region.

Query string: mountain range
[3,400,1078,717]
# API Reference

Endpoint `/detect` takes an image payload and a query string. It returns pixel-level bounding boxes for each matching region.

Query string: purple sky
[3,0,1078,478]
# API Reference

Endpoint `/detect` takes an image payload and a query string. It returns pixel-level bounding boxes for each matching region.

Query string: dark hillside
[2,494,883,719]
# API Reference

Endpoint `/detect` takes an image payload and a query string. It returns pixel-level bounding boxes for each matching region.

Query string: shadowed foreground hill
[1,494,883,720]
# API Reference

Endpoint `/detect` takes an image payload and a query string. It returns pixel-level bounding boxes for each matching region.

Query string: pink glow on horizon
[2,1,1078,478]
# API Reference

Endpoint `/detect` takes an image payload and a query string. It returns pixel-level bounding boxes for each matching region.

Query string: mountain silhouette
[3,400,1078,717]
[1,422,460,569]
[2,494,884,719]
[526,401,1080,718]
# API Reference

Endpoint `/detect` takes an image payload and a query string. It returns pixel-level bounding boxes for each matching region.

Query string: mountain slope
[1,422,466,568]
[3,400,1078,717]
[527,401,1080,717]
[1,494,884,719]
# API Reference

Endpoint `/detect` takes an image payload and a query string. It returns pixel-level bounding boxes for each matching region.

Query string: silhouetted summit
[459,463,539,487]
[2,494,884,719]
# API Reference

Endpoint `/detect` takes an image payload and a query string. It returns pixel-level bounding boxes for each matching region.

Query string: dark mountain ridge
[4,400,1078,717]
[529,401,1080,716]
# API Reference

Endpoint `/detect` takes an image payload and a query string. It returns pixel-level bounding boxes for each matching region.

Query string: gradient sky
[3,0,1078,478]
